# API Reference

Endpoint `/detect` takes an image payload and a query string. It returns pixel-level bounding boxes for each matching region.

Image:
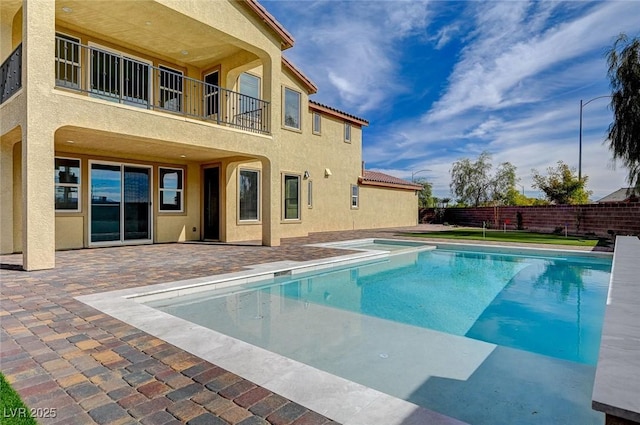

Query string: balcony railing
[1,44,22,105]
[54,37,270,134]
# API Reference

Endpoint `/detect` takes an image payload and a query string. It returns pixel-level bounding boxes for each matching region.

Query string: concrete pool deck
[0,225,630,425]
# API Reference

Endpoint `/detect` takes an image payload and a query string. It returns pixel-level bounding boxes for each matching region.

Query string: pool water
[147,247,612,425]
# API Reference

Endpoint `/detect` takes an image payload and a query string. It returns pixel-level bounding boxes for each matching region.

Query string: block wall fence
[419,203,640,237]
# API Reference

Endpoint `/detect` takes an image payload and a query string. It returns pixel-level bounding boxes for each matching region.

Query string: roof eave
[243,0,295,50]
[282,56,318,94]
[309,101,369,126]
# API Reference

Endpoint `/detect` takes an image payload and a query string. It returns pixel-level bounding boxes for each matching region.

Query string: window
[90,44,150,106]
[312,112,321,135]
[344,123,352,143]
[283,87,301,130]
[351,184,359,208]
[239,169,260,221]
[159,167,183,212]
[238,73,262,129]
[159,66,183,112]
[55,157,80,211]
[307,180,313,208]
[204,70,220,116]
[55,33,81,89]
[283,174,300,220]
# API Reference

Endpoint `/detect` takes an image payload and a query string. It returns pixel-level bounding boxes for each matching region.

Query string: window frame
[88,42,153,107]
[351,184,359,209]
[344,122,352,143]
[55,32,81,90]
[158,167,184,213]
[312,112,321,135]
[283,87,302,130]
[307,180,313,208]
[238,168,261,222]
[282,173,301,221]
[158,65,184,113]
[55,156,81,212]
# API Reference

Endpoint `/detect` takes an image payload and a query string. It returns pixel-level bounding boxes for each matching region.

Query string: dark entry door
[203,167,220,240]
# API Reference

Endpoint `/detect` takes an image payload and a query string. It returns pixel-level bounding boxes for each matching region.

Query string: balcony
[0,43,22,104]
[54,37,270,135]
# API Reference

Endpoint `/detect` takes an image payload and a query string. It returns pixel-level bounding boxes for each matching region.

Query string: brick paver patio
[0,225,607,424]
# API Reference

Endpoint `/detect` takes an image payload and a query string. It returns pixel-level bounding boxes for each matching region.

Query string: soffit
[55,0,246,68]
[55,127,254,164]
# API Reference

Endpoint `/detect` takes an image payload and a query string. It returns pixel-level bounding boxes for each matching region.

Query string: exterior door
[90,162,151,244]
[203,167,220,240]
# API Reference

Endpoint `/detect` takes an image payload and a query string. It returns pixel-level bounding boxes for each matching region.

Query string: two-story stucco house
[0,0,420,271]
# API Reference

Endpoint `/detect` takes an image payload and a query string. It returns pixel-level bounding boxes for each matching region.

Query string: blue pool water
[148,246,612,425]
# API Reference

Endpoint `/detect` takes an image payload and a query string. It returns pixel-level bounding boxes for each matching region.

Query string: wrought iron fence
[54,37,270,134]
[0,44,22,104]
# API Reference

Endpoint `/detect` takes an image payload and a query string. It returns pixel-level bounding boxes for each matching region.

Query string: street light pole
[578,95,612,181]
[411,169,431,182]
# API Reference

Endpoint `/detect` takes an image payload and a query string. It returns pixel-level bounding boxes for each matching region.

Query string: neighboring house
[596,188,639,204]
[0,0,419,270]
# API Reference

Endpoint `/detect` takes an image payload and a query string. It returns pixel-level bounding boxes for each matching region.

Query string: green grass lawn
[404,228,607,247]
[0,372,37,425]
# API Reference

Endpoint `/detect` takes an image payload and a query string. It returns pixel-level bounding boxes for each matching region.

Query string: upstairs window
[55,157,81,211]
[283,87,301,130]
[159,167,184,212]
[159,66,183,112]
[344,123,352,143]
[312,112,321,135]
[55,33,81,89]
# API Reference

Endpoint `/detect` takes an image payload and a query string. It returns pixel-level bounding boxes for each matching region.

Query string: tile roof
[309,100,369,126]
[282,56,318,94]
[596,187,639,203]
[244,0,295,50]
[360,170,423,190]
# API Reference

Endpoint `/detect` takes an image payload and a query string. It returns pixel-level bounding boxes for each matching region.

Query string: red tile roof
[360,171,422,190]
[282,56,318,94]
[309,100,369,126]
[243,0,295,50]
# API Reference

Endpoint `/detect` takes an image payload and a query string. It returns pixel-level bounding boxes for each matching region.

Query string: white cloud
[265,1,432,114]
[427,1,639,122]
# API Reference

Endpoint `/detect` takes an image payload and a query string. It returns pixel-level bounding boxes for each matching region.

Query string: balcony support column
[21,0,56,270]
[260,157,280,247]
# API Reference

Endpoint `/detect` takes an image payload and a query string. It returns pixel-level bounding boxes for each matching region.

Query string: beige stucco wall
[356,185,419,229]
[1,0,418,267]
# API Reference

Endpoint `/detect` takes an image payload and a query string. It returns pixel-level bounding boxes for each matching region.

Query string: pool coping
[76,239,611,425]
[592,236,640,423]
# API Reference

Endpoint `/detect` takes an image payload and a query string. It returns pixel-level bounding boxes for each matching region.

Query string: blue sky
[262,0,640,200]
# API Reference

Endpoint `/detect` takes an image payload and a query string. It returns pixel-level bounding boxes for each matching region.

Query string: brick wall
[420,203,640,237]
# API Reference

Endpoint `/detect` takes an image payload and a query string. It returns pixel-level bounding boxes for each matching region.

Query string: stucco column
[261,157,280,247]
[0,139,15,253]
[21,0,55,270]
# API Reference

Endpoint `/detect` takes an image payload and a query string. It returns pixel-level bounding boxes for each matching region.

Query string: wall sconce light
[303,171,310,179]
[324,168,332,177]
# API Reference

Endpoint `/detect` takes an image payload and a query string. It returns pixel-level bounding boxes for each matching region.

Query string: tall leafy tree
[607,33,640,192]
[450,151,517,207]
[531,161,592,204]
[414,178,434,208]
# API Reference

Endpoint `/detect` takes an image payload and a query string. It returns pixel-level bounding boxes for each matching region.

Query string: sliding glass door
[90,162,151,244]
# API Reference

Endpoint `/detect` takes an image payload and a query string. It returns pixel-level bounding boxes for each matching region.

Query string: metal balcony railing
[0,44,22,104]
[54,37,270,134]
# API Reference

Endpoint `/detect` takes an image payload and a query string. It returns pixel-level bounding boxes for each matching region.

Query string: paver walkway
[0,225,607,424]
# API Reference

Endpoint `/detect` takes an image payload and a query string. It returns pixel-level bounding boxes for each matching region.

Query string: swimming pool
[142,244,611,425]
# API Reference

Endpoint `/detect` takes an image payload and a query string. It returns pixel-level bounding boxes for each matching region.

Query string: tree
[449,151,517,207]
[414,178,434,208]
[607,33,640,192]
[531,161,592,204]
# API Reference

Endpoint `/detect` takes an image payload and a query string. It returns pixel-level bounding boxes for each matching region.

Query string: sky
[261,0,640,200]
